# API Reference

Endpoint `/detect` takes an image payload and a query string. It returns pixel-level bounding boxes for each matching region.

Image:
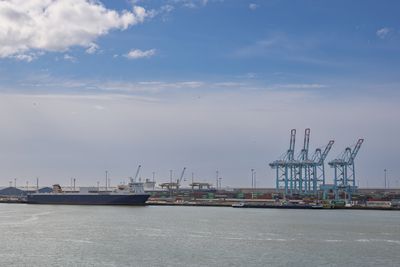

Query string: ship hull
[27,194,150,205]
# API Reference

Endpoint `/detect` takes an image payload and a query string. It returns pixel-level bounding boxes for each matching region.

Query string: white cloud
[160,4,175,13]
[157,5,175,14]
[140,4,174,21]
[276,83,327,89]
[85,43,99,54]
[245,72,257,79]
[93,105,105,110]
[170,0,209,9]
[157,5,175,15]
[233,34,337,67]
[125,49,156,59]
[93,80,204,93]
[213,82,244,87]
[0,0,149,59]
[2,72,330,96]
[129,0,143,4]
[249,3,259,10]
[376,27,391,39]
[12,53,37,62]
[63,54,77,62]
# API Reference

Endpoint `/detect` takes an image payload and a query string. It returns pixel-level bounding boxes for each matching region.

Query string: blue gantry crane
[269,129,297,195]
[270,129,335,197]
[270,129,363,201]
[296,128,311,194]
[310,140,335,189]
[328,139,364,201]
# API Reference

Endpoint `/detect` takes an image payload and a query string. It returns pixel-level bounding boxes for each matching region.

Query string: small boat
[311,204,324,209]
[232,202,245,207]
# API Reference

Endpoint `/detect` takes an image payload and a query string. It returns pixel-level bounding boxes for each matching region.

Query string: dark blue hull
[27,194,150,205]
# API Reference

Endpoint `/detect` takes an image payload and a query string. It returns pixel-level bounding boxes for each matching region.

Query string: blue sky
[0,0,399,188]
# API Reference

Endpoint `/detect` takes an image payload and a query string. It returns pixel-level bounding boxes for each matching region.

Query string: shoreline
[1,197,399,210]
[146,201,400,210]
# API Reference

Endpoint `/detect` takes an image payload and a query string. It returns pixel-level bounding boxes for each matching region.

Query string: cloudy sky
[0,0,399,188]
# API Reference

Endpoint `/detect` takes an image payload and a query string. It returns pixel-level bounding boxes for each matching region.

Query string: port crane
[269,129,297,195]
[176,167,186,189]
[159,167,187,190]
[131,165,141,183]
[270,128,364,201]
[311,140,334,188]
[270,129,336,197]
[298,128,310,161]
[328,139,364,200]
[296,128,311,194]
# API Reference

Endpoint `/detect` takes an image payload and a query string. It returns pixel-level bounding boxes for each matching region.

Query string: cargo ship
[27,182,150,205]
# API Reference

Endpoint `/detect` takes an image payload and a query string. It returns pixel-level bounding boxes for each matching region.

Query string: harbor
[1,185,399,210]
[1,128,398,210]
[1,1,399,266]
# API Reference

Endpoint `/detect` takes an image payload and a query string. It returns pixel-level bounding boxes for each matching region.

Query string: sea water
[0,204,399,266]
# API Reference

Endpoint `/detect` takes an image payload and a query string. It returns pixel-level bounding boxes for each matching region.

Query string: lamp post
[105,170,108,192]
[384,169,387,190]
[169,170,173,197]
[216,170,219,190]
[251,169,254,189]
[152,172,156,190]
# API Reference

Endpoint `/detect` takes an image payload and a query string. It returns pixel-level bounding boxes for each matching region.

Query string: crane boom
[132,165,141,182]
[348,139,364,165]
[303,128,310,156]
[319,140,334,165]
[311,140,334,165]
[298,128,310,160]
[311,148,322,162]
[288,129,296,161]
[177,167,186,184]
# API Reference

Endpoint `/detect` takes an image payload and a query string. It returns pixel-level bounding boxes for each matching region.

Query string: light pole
[169,170,173,197]
[251,169,254,189]
[384,169,387,190]
[105,170,108,192]
[216,170,219,190]
[191,172,194,194]
[152,172,156,190]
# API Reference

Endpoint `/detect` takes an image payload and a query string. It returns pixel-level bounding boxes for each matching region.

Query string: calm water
[0,204,399,267]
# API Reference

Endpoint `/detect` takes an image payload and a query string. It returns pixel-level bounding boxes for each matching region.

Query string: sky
[0,0,399,188]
